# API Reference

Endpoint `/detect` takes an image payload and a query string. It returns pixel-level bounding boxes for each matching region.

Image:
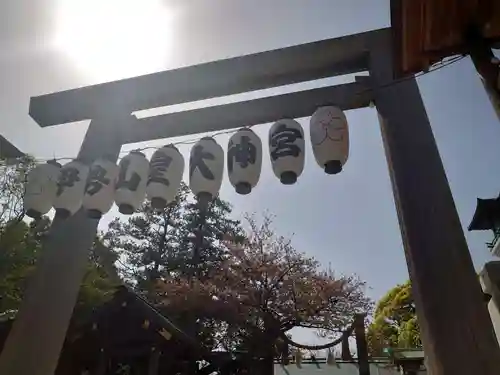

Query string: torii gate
[0,27,499,375]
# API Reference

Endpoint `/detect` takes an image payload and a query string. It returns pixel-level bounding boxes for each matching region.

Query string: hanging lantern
[115,150,149,215]
[146,144,184,209]
[82,157,119,219]
[227,128,262,195]
[189,137,224,205]
[269,119,305,185]
[24,160,61,219]
[53,159,89,218]
[310,106,349,174]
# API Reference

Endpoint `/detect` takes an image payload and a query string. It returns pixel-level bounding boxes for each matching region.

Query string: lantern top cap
[47,159,62,168]
[98,153,118,162]
[272,119,302,130]
[314,105,343,112]
[317,105,341,109]
[275,118,300,123]
[237,127,255,133]
[72,157,88,164]
[312,106,347,120]
[162,144,179,151]
[129,150,146,157]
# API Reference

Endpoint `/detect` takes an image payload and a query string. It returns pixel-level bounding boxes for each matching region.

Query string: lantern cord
[7,54,465,166]
[15,126,250,165]
[367,54,465,92]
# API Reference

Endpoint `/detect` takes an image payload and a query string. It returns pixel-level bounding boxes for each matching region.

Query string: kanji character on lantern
[146,145,184,209]
[53,159,89,218]
[115,151,149,215]
[269,119,305,184]
[227,128,262,194]
[83,157,119,218]
[189,137,223,205]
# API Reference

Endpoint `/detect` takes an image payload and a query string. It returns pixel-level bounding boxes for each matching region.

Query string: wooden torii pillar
[0,27,499,375]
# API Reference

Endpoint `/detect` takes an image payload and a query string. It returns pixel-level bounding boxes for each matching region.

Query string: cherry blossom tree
[155,213,371,358]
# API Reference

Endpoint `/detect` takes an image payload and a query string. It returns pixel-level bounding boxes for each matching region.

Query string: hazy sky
[2,0,500,343]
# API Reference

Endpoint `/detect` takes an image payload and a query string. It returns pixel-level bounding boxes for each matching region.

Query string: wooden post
[148,348,161,375]
[341,333,353,361]
[354,314,370,375]
[262,353,274,375]
[370,30,500,374]
[95,349,107,375]
[0,117,124,375]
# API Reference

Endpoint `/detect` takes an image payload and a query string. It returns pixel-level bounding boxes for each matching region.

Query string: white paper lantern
[189,137,224,204]
[146,144,184,209]
[310,106,349,174]
[227,128,262,195]
[82,158,119,218]
[24,160,61,219]
[269,119,305,184]
[115,151,149,215]
[53,159,89,218]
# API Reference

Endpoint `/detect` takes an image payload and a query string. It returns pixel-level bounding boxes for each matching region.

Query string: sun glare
[53,0,177,81]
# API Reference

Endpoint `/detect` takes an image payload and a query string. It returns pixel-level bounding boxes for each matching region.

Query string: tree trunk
[148,348,160,375]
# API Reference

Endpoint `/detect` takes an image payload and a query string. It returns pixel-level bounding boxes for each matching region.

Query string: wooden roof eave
[67,286,230,370]
[468,197,500,231]
[391,0,500,77]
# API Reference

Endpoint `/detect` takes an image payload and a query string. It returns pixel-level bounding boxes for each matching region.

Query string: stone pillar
[480,261,500,343]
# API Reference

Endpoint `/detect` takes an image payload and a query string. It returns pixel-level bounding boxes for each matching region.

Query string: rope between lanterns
[28,127,245,164]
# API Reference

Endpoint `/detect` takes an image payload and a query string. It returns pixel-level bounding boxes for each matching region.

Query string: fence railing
[487,229,500,250]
